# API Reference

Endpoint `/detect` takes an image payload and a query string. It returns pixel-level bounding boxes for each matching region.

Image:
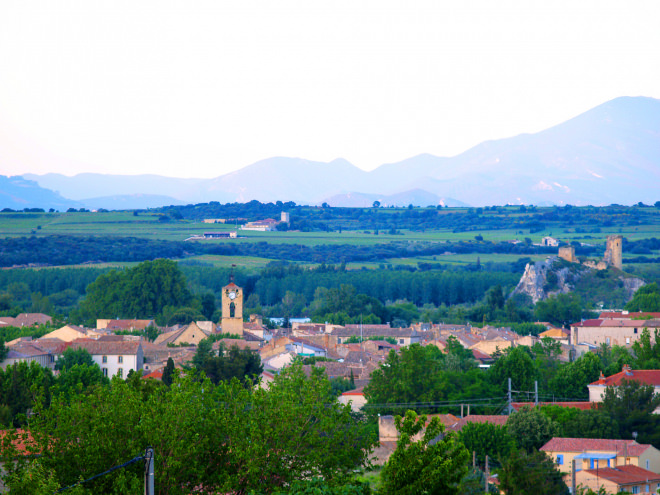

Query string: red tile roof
[600,311,660,320]
[582,464,660,485]
[511,402,596,411]
[541,438,651,457]
[589,367,660,387]
[448,415,507,432]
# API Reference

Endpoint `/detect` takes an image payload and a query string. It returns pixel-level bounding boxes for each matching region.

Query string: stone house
[540,437,660,489]
[67,339,144,378]
[588,365,660,409]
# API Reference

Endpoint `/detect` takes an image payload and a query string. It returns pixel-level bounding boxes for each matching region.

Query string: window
[590,459,595,469]
[118,355,123,363]
[556,455,564,465]
[102,355,107,363]
[632,486,639,494]
[634,328,638,334]
[606,337,610,344]
[626,338,631,344]
[103,368,108,377]
[647,460,650,470]
[117,368,123,378]
[399,339,404,344]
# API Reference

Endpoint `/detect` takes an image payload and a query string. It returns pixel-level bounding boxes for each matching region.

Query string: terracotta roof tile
[541,438,651,457]
[448,415,508,432]
[589,368,660,387]
[582,464,660,485]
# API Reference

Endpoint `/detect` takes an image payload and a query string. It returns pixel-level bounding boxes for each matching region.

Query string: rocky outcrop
[512,256,646,305]
[621,277,646,301]
[512,257,577,303]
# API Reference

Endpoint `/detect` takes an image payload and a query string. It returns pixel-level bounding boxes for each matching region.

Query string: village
[4,273,660,493]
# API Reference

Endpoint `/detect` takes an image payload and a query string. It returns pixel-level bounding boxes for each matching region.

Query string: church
[221,281,244,335]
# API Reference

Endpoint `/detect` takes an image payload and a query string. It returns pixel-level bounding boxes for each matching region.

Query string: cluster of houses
[4,282,660,493]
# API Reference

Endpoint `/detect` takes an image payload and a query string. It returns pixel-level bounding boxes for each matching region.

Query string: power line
[56,451,147,493]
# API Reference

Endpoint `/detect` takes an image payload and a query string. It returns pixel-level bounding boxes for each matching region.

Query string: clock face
[228,291,236,300]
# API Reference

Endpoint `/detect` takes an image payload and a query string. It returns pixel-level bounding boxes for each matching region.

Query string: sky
[1,0,659,178]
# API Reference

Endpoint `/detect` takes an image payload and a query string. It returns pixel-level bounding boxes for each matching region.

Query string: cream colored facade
[542,442,660,488]
[41,325,100,342]
[221,283,244,335]
[153,322,210,346]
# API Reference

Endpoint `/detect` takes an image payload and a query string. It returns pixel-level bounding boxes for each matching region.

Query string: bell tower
[221,269,243,335]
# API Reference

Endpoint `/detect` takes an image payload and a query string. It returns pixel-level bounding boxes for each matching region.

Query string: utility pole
[508,378,513,415]
[572,459,576,495]
[484,455,489,493]
[473,450,476,468]
[535,380,538,406]
[144,447,154,495]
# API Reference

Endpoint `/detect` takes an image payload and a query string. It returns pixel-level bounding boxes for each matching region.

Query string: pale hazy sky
[1,0,659,178]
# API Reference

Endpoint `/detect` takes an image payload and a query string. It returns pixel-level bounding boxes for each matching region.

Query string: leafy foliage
[73,259,192,325]
[498,449,569,495]
[506,406,560,453]
[380,410,469,495]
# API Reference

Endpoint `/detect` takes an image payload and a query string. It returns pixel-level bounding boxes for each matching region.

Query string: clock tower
[221,282,244,335]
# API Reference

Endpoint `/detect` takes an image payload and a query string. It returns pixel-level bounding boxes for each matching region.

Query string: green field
[2,207,660,268]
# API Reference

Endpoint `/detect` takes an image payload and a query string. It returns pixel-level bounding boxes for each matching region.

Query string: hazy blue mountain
[193,157,369,204]
[19,96,660,207]
[367,96,660,205]
[80,194,185,210]
[322,189,469,208]
[23,173,204,201]
[0,175,81,210]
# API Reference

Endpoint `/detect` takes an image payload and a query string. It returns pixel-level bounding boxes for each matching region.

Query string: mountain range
[2,96,658,210]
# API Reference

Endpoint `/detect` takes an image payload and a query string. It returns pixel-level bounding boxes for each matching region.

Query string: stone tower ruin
[558,246,576,263]
[603,235,623,270]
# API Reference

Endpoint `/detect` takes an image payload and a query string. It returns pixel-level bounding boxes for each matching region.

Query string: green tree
[631,328,660,369]
[221,363,375,492]
[75,259,192,326]
[489,346,537,395]
[534,293,583,327]
[201,344,263,386]
[498,449,568,495]
[548,352,602,400]
[624,282,660,312]
[54,347,95,371]
[161,357,175,386]
[380,410,469,495]
[506,406,560,453]
[601,379,660,445]
[458,422,517,468]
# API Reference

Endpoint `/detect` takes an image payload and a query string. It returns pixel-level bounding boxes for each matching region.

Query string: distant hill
[322,189,469,208]
[0,176,80,210]
[79,194,185,210]
[16,96,660,207]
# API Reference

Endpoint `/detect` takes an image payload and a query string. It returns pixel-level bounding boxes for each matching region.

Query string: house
[447,415,508,433]
[575,464,660,494]
[331,326,421,346]
[287,337,327,358]
[41,324,101,342]
[540,437,660,489]
[338,387,367,412]
[540,327,570,344]
[588,365,660,409]
[67,339,144,378]
[97,319,156,331]
[153,322,210,346]
[570,319,660,347]
[1,340,60,370]
[0,313,52,327]
[541,236,559,247]
[510,401,596,412]
[240,218,279,231]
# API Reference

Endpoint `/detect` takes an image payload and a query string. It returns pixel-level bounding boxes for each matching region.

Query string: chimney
[622,364,633,376]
